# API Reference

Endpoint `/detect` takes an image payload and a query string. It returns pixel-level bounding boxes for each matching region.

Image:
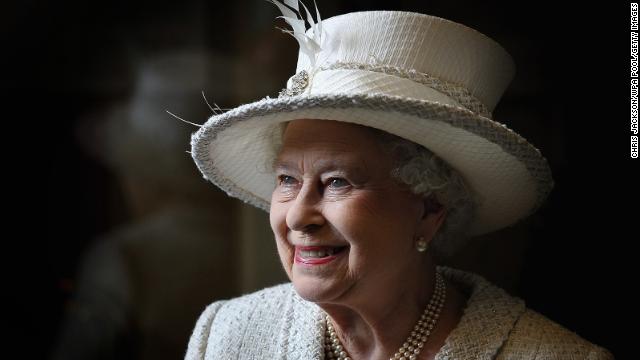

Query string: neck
[319,262,445,359]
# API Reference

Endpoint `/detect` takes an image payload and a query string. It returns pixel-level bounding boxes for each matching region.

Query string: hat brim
[191,93,553,236]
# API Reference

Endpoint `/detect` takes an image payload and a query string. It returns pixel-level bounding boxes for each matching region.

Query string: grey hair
[370,128,475,258]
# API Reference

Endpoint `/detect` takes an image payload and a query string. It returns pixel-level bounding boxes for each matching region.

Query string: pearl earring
[415,236,429,252]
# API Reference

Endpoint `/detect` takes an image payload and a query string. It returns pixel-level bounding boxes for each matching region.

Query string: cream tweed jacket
[185,267,613,359]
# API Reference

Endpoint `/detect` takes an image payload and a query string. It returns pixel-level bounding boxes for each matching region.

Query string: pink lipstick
[294,245,346,265]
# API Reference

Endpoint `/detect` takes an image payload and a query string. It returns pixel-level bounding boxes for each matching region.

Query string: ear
[418,195,447,243]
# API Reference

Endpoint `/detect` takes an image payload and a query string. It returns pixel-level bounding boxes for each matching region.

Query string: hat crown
[295,11,515,112]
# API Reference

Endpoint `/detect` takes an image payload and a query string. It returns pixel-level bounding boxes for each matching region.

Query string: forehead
[274,119,390,170]
[280,119,380,150]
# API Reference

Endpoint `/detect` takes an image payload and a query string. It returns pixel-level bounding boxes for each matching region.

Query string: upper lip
[289,235,348,248]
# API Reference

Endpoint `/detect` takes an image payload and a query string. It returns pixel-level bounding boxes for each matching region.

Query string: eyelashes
[276,175,351,192]
[327,178,349,189]
[277,174,298,186]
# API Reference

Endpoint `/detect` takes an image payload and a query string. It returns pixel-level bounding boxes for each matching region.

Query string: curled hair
[370,128,476,258]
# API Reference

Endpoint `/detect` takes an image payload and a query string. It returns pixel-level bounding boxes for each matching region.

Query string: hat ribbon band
[282,62,491,118]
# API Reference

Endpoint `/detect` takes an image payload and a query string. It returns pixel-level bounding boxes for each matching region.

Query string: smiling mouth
[294,246,348,265]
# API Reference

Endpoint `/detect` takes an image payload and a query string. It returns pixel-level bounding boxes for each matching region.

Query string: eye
[277,174,298,186]
[327,177,349,188]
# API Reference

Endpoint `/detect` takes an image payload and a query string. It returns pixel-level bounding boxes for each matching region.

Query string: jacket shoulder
[185,300,228,359]
[497,309,613,360]
[185,283,294,359]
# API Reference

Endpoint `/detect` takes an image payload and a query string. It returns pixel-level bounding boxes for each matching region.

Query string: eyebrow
[272,162,297,173]
[272,158,368,175]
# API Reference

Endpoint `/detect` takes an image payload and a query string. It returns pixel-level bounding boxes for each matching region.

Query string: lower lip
[294,247,344,265]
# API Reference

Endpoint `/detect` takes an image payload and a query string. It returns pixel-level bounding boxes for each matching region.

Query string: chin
[291,274,343,303]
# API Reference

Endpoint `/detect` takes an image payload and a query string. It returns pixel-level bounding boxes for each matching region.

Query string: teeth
[300,248,336,258]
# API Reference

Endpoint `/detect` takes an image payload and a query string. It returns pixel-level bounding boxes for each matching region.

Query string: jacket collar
[435,267,526,360]
[284,267,526,360]
[282,287,325,359]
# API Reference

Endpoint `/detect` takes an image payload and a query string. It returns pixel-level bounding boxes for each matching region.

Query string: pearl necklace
[324,272,446,360]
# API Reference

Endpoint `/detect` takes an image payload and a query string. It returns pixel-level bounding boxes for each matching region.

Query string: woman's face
[269,119,439,304]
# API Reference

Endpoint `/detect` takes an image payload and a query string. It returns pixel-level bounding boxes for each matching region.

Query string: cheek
[345,191,408,228]
[269,204,294,265]
[268,204,281,237]
[338,193,418,249]
[328,196,386,246]
[269,192,287,236]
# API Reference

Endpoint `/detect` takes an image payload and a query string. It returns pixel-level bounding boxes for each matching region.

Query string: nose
[285,181,325,232]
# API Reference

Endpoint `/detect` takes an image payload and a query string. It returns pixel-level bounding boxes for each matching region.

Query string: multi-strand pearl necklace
[324,272,446,360]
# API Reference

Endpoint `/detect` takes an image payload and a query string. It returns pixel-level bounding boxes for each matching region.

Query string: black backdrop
[4,1,631,358]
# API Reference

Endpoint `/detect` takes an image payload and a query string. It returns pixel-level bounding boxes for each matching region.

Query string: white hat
[190,4,553,236]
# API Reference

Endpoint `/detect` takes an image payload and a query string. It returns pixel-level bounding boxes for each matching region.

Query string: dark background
[5,0,630,359]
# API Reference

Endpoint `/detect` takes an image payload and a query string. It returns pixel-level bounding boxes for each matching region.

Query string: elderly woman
[185,2,613,359]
